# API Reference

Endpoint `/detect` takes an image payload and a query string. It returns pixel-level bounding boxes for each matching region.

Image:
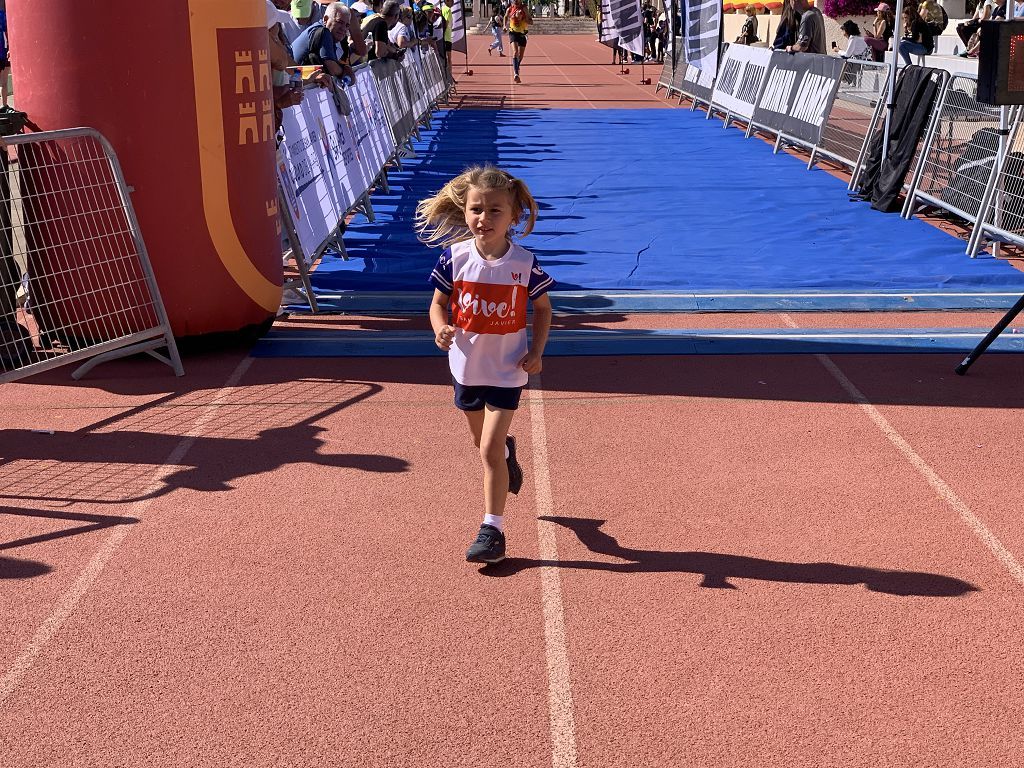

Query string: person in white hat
[863,3,894,62]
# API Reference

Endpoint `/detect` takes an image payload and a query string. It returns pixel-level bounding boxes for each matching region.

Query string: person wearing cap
[862,3,894,62]
[431,4,450,74]
[273,0,303,43]
[414,4,439,52]
[292,0,315,27]
[441,0,456,80]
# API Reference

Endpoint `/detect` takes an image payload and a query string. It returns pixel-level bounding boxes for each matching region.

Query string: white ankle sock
[504,443,510,459]
[483,513,504,532]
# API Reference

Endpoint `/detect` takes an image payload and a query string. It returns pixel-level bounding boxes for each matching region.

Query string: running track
[2,36,1024,767]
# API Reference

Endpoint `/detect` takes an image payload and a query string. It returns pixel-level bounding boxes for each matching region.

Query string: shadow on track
[480,516,979,597]
[0,555,52,579]
[0,377,409,506]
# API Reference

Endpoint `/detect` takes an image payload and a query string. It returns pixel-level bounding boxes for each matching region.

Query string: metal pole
[993,104,1010,259]
[882,0,905,166]
[955,293,1024,375]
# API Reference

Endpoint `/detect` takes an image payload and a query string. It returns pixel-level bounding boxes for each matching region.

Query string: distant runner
[504,0,532,84]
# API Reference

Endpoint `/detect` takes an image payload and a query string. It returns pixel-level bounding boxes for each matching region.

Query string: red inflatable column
[8,0,282,337]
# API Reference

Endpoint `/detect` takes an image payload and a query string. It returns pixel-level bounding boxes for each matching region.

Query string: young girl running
[416,166,554,564]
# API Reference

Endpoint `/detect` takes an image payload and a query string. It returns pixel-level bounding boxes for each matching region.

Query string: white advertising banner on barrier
[277,73,398,261]
[347,71,396,187]
[278,89,353,263]
[403,49,431,123]
[710,45,772,120]
[423,48,446,102]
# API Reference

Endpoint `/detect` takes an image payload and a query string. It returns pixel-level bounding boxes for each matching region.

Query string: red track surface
[3,34,1024,768]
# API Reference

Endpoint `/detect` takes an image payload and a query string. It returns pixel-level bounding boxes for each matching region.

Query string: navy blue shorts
[453,380,523,411]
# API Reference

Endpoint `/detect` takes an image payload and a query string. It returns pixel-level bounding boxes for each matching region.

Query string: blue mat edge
[289,290,1024,314]
[252,328,1024,358]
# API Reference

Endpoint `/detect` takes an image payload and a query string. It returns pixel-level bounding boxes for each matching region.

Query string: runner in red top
[503,0,533,83]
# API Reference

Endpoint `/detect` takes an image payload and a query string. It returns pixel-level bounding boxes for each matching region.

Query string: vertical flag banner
[684,0,721,78]
[599,0,644,56]
[451,0,468,54]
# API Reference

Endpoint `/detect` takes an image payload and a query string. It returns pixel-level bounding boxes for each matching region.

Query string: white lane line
[527,373,579,768]
[779,313,1024,587]
[0,357,255,707]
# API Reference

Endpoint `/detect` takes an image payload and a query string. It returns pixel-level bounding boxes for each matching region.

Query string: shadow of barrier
[0,377,407,508]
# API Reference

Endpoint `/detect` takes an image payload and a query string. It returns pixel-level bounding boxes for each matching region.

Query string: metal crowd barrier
[902,74,1005,228]
[968,106,1024,256]
[277,47,448,312]
[897,68,952,196]
[656,47,684,95]
[0,128,182,384]
[808,59,889,184]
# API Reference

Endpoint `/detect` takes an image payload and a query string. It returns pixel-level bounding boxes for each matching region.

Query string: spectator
[918,0,945,36]
[863,3,894,61]
[785,0,826,54]
[363,0,404,60]
[292,0,315,27]
[441,0,456,79]
[957,0,993,46]
[898,5,934,65]
[736,5,759,45]
[431,4,450,77]
[959,27,983,57]
[268,1,303,133]
[291,2,359,82]
[390,7,415,49]
[772,0,802,50]
[642,2,657,60]
[488,10,506,56]
[654,8,667,61]
[504,0,533,83]
[351,0,373,18]
[838,20,872,59]
[273,0,304,43]
[415,5,437,46]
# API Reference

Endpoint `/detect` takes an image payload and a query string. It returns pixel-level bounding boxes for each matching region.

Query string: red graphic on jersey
[450,280,527,334]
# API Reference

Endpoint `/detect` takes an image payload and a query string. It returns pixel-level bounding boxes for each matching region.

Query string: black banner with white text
[749,52,844,147]
[683,0,721,80]
[599,0,644,56]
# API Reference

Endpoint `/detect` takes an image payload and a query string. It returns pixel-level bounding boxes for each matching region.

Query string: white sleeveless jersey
[429,239,554,388]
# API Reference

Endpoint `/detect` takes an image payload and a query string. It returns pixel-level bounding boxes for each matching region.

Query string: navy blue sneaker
[506,435,523,495]
[466,524,506,564]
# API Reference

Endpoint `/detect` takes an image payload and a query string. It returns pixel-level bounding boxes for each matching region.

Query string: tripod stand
[955,293,1024,374]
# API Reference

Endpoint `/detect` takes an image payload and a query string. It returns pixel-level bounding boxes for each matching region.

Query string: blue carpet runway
[304,108,1024,312]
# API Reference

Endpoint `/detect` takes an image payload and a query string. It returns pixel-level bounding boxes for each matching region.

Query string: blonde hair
[415,165,539,248]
